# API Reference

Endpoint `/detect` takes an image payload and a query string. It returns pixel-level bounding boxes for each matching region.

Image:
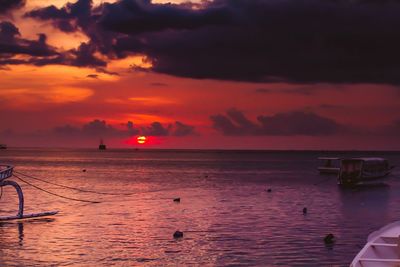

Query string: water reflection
[0,149,399,266]
[339,184,391,221]
[18,222,23,246]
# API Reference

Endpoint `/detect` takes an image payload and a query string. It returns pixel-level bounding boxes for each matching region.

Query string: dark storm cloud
[0,21,57,58]
[0,0,25,14]
[0,20,105,67]
[25,0,92,32]
[211,109,344,136]
[21,0,400,84]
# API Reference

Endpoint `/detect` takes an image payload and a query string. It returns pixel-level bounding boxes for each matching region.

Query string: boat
[98,139,106,150]
[318,157,340,174]
[351,221,400,266]
[0,144,6,149]
[0,164,58,221]
[338,157,395,186]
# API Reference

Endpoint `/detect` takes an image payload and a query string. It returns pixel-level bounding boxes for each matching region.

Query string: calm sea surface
[1,149,400,266]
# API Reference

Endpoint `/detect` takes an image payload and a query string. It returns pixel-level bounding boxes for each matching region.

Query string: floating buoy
[82,169,86,172]
[173,198,180,202]
[324,233,335,244]
[267,188,272,192]
[173,231,183,239]
[303,207,307,214]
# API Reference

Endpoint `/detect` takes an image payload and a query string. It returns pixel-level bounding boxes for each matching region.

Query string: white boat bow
[351,221,400,266]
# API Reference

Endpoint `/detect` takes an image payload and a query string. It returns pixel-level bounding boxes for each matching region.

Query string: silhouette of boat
[338,157,395,186]
[99,139,106,150]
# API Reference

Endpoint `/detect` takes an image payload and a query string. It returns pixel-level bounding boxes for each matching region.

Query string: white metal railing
[0,165,14,181]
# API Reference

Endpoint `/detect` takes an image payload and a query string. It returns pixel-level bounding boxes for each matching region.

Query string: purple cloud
[211,109,345,136]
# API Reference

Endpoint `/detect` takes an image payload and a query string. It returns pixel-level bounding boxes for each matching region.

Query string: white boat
[351,221,400,266]
[338,157,395,186]
[318,157,340,174]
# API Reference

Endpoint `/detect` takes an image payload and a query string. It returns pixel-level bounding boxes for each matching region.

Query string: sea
[0,148,400,266]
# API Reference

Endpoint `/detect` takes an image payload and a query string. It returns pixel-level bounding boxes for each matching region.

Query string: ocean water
[0,148,400,266]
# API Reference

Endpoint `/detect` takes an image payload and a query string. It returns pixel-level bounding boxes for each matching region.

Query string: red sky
[1,0,400,149]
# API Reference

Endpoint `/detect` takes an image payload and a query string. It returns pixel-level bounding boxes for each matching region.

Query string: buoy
[267,188,272,192]
[82,169,86,172]
[324,233,335,244]
[303,207,307,214]
[173,198,180,202]
[173,231,183,239]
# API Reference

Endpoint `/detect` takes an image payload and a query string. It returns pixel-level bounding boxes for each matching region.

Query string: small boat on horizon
[99,139,106,150]
[338,157,395,187]
[351,221,400,266]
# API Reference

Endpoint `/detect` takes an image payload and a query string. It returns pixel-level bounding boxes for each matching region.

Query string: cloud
[255,87,317,95]
[211,109,345,136]
[25,0,92,32]
[53,119,196,138]
[172,121,196,136]
[87,74,99,79]
[150,82,168,87]
[20,0,400,84]
[54,119,139,138]
[0,0,25,14]
[141,121,195,136]
[0,21,58,58]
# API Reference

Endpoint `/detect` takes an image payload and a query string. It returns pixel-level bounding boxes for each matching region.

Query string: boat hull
[351,221,400,267]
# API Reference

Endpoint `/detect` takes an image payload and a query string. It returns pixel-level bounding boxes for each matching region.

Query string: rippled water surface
[1,149,400,266]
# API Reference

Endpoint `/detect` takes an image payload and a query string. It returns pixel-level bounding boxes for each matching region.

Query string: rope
[14,170,133,196]
[13,174,101,204]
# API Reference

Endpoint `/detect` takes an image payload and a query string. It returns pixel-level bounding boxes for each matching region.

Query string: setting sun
[137,136,147,144]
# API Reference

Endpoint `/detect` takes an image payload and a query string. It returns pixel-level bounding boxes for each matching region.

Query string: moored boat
[351,221,400,267]
[318,157,340,174]
[0,164,58,221]
[338,157,394,186]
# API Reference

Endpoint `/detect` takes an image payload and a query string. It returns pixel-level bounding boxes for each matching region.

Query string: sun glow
[137,136,147,144]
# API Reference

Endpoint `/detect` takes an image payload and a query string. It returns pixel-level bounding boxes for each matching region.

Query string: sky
[0,0,399,150]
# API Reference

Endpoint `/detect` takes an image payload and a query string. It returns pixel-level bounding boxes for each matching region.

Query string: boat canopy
[318,157,340,160]
[351,157,387,163]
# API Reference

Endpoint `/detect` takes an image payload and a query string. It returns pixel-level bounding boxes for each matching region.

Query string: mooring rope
[14,170,134,196]
[13,174,101,204]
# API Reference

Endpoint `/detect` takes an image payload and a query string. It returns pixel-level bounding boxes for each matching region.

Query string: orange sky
[1,0,400,149]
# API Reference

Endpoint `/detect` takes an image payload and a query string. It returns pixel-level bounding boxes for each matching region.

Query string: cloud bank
[211,109,345,136]
[8,0,400,84]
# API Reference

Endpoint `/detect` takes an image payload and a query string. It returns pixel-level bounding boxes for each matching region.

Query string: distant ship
[0,144,7,149]
[98,139,106,150]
